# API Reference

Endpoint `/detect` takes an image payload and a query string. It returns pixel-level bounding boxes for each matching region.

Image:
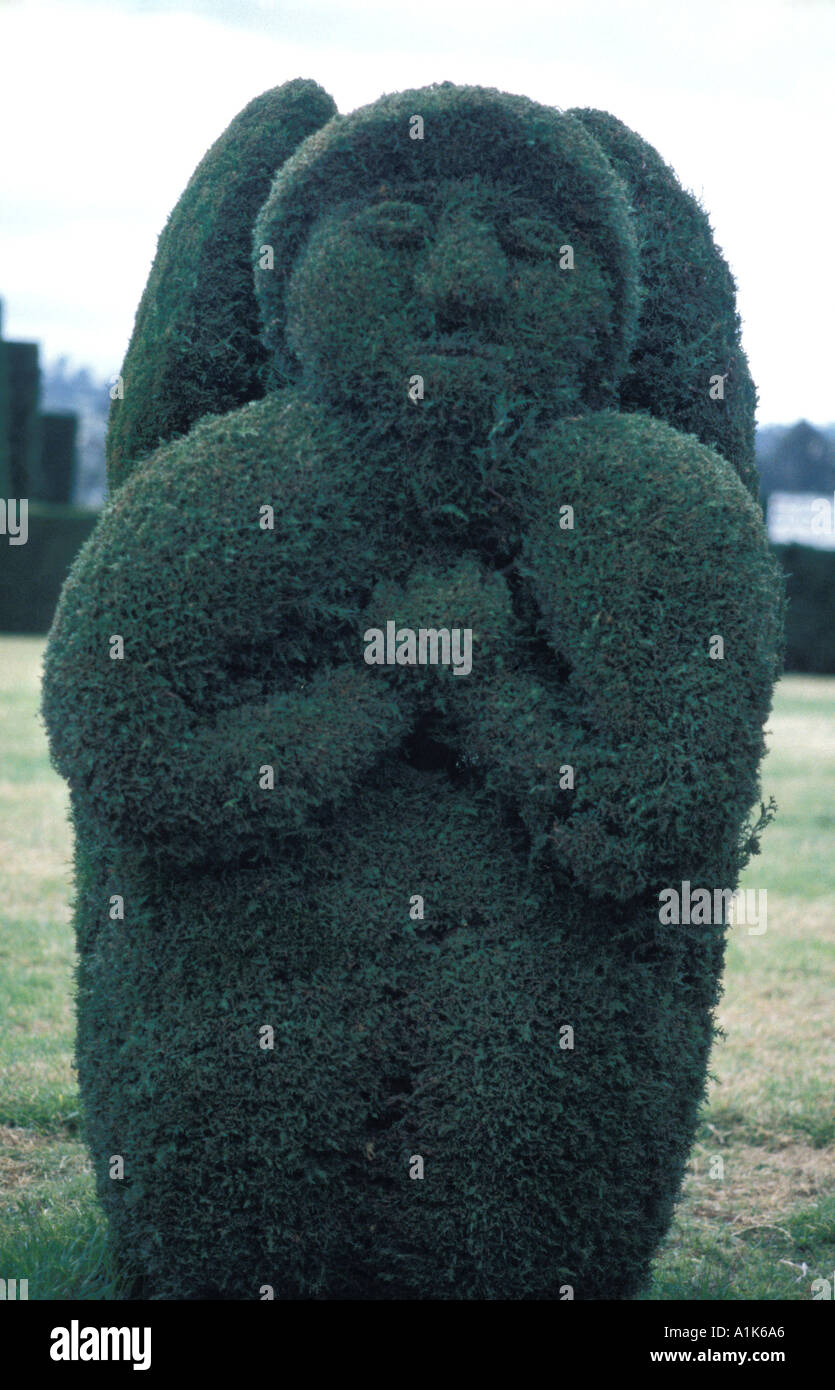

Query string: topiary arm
[511,410,783,900]
[112,667,409,872]
[44,617,410,878]
[425,412,782,900]
[43,397,410,872]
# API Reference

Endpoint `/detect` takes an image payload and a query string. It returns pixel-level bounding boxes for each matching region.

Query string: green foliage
[4,642,830,1302]
[35,412,78,504]
[5,341,40,496]
[67,767,725,1300]
[105,78,336,491]
[775,543,835,673]
[0,503,98,633]
[0,339,11,497]
[571,108,759,498]
[517,412,782,896]
[42,83,784,1299]
[255,83,640,417]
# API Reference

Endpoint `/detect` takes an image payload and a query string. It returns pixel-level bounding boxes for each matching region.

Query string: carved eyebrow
[498,215,562,254]
[351,200,431,242]
[362,198,429,217]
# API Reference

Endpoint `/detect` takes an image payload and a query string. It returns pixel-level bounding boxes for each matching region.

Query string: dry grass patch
[686,1138,834,1225]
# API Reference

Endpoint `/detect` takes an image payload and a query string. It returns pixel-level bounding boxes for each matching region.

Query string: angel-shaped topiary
[42,80,783,1300]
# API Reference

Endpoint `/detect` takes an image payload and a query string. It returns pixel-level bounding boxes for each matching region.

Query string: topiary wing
[106,78,336,492]
[570,107,759,497]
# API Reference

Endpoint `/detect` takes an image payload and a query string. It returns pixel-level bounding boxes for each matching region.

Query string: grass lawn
[1,636,832,1300]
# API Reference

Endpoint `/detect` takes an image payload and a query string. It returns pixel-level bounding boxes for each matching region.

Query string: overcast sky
[1,0,832,423]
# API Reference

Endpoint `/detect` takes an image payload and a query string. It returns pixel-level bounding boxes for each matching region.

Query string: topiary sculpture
[42,80,783,1300]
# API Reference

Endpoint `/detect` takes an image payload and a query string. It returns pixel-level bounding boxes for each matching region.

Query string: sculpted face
[285,174,614,429]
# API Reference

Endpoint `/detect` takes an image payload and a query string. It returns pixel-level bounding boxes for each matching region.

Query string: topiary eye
[500,216,561,259]
[353,200,431,248]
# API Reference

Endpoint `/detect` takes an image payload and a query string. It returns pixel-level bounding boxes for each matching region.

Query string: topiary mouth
[416,336,506,357]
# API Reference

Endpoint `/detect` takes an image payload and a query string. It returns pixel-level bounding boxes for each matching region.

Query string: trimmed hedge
[105,78,336,491]
[5,341,40,496]
[774,543,835,673]
[254,84,640,421]
[0,503,98,633]
[571,108,759,498]
[36,411,78,504]
[43,83,783,1299]
[0,338,10,497]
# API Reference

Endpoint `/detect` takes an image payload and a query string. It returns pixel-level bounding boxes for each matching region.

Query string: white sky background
[0,0,832,424]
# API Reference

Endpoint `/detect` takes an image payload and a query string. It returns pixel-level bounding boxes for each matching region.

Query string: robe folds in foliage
[43,80,783,1299]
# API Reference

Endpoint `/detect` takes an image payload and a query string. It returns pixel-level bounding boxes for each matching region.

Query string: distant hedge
[0,503,98,633]
[35,412,78,504]
[0,339,10,497]
[775,543,835,673]
[5,342,40,496]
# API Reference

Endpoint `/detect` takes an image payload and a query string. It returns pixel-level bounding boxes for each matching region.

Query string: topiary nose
[416,211,509,323]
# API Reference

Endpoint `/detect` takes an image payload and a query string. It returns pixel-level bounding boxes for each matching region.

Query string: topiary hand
[405,412,782,901]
